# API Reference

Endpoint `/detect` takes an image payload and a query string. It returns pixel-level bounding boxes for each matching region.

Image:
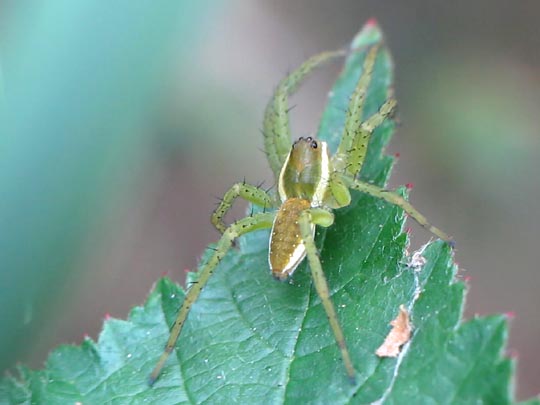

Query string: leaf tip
[504,311,516,320]
[507,348,519,360]
[365,17,379,28]
[155,275,174,290]
[351,19,384,49]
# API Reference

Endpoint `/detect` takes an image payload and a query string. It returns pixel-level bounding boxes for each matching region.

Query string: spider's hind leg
[298,208,356,383]
[149,212,275,386]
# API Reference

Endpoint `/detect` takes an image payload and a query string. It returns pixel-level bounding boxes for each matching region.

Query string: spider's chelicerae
[149,44,453,385]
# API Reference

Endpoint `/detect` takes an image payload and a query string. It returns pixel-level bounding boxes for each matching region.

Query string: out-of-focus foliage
[0,0,220,372]
[411,56,540,203]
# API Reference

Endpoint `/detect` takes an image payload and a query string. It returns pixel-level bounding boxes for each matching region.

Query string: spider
[149,44,453,386]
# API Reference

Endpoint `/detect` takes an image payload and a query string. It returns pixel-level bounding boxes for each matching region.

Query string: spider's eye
[306,136,312,142]
[311,140,318,149]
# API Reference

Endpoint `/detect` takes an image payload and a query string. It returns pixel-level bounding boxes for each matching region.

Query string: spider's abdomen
[269,198,313,280]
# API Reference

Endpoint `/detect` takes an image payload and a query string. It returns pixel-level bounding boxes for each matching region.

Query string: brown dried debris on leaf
[376,305,413,357]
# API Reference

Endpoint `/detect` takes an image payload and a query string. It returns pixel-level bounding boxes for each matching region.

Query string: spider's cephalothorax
[149,43,453,386]
[278,136,328,204]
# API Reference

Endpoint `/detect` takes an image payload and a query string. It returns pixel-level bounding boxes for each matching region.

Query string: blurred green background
[1,1,538,400]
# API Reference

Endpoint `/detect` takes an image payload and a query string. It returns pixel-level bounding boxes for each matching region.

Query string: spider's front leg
[263,49,346,179]
[344,98,396,178]
[331,44,398,178]
[329,44,453,244]
[298,208,356,383]
[149,212,275,386]
[338,100,452,243]
[211,182,276,233]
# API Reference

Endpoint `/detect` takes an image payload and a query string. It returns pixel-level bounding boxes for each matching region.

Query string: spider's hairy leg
[349,180,454,244]
[298,208,356,383]
[149,212,275,386]
[211,182,276,233]
[333,44,380,173]
[263,49,346,179]
[344,97,397,178]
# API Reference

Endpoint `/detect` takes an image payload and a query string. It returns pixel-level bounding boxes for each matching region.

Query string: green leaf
[1,21,528,404]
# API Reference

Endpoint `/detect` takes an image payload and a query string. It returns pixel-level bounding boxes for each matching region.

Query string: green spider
[149,44,453,386]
